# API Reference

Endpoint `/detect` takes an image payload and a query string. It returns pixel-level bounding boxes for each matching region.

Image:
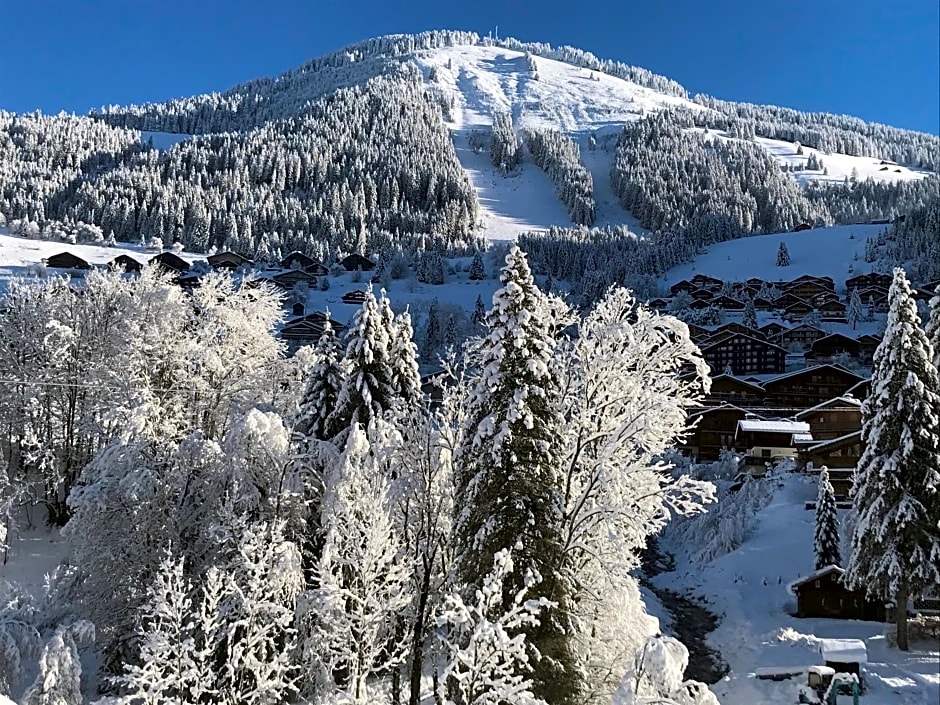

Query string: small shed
[208,251,253,270]
[46,252,91,270]
[817,639,868,677]
[149,251,190,274]
[108,254,143,273]
[788,566,885,622]
[340,253,375,272]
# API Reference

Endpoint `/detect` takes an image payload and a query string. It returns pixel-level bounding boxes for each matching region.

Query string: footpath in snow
[658,474,940,705]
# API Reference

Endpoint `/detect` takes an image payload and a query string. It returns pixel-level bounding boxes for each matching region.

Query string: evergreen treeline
[804,175,940,225]
[519,224,698,303]
[694,95,940,170]
[611,112,825,238]
[490,112,523,173]
[524,128,596,226]
[875,197,940,282]
[1,72,482,259]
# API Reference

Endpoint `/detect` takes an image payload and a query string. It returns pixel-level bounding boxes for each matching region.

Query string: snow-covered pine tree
[329,286,396,443]
[453,245,579,704]
[742,297,758,329]
[21,623,92,705]
[470,295,486,327]
[437,547,550,705]
[926,284,940,370]
[468,251,486,281]
[387,303,423,409]
[845,268,940,651]
[295,316,346,443]
[300,425,411,703]
[814,467,842,569]
[846,287,864,330]
[776,241,790,266]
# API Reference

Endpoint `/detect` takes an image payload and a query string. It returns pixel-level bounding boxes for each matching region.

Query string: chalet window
[815,580,820,588]
[831,573,838,581]
[819,416,826,423]
[762,449,771,458]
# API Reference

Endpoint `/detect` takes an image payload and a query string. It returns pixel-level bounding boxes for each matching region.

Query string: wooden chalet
[779,324,826,350]
[745,277,767,288]
[279,313,348,352]
[207,251,253,270]
[735,417,811,473]
[795,395,862,441]
[783,300,815,322]
[794,222,812,232]
[844,378,871,401]
[858,286,889,312]
[752,296,774,311]
[669,279,695,296]
[788,274,836,289]
[758,322,789,342]
[690,288,715,301]
[701,333,787,376]
[711,295,746,311]
[271,269,318,289]
[107,254,143,273]
[784,279,835,303]
[306,261,330,276]
[807,333,861,362]
[913,287,937,303]
[689,273,723,291]
[685,322,709,341]
[801,433,863,498]
[846,272,892,294]
[688,299,712,310]
[341,289,369,305]
[682,404,752,461]
[647,298,669,310]
[714,322,767,340]
[818,300,847,321]
[705,374,767,406]
[280,251,318,271]
[789,566,885,621]
[772,292,811,310]
[920,278,940,293]
[174,272,203,291]
[760,365,865,408]
[855,335,881,363]
[340,253,375,272]
[46,251,91,270]
[149,251,190,274]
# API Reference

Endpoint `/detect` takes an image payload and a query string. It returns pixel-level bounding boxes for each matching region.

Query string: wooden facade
[207,251,253,270]
[46,251,91,270]
[795,397,862,441]
[107,254,143,273]
[341,290,369,304]
[779,324,826,350]
[149,251,190,274]
[761,365,865,408]
[790,566,885,621]
[683,405,751,461]
[280,251,318,271]
[340,254,376,272]
[701,333,787,376]
[807,334,861,362]
[705,374,767,406]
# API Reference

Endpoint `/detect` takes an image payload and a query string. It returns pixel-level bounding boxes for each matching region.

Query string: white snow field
[659,474,940,705]
[663,223,889,292]
[140,130,192,151]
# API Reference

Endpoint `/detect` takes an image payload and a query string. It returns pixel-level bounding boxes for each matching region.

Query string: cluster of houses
[41,248,378,349]
[654,272,937,325]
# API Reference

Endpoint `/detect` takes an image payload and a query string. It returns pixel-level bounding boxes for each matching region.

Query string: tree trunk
[408,561,432,705]
[895,582,909,651]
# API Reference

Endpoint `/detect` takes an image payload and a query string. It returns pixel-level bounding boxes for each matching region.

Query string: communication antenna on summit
[495,25,499,40]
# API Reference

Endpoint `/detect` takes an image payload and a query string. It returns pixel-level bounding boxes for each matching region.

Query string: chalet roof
[760,364,865,389]
[280,251,317,269]
[793,433,815,444]
[708,374,767,394]
[46,251,91,269]
[818,639,867,665]
[340,253,375,271]
[149,251,190,272]
[208,250,253,267]
[811,333,859,349]
[788,565,844,596]
[795,396,862,419]
[781,323,826,336]
[805,430,862,454]
[108,254,143,271]
[737,419,810,434]
[688,402,755,419]
[759,322,789,333]
[856,334,881,344]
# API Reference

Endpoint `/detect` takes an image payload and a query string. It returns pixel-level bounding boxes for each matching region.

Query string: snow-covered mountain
[2,30,938,270]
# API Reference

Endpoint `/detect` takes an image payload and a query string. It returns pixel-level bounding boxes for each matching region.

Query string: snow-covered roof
[787,564,844,596]
[795,395,862,419]
[760,364,864,388]
[738,419,810,434]
[818,639,867,664]
[792,433,815,444]
[806,430,862,453]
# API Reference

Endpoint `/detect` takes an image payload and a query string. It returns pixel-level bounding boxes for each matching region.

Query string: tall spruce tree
[388,305,422,409]
[468,251,486,281]
[846,287,864,330]
[453,245,580,704]
[295,317,346,443]
[329,286,396,442]
[814,467,842,569]
[776,241,791,266]
[845,268,940,651]
[926,284,940,370]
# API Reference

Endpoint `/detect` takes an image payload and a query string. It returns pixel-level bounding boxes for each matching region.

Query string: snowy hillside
[658,475,940,705]
[663,224,888,291]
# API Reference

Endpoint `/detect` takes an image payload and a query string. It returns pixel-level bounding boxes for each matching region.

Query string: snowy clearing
[658,474,940,705]
[140,130,193,151]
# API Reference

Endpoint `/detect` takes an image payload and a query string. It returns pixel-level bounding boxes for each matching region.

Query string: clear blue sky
[1,0,937,134]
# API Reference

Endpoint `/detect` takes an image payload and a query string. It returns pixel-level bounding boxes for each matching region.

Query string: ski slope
[663,224,889,292]
[658,475,940,705]
[413,44,698,239]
